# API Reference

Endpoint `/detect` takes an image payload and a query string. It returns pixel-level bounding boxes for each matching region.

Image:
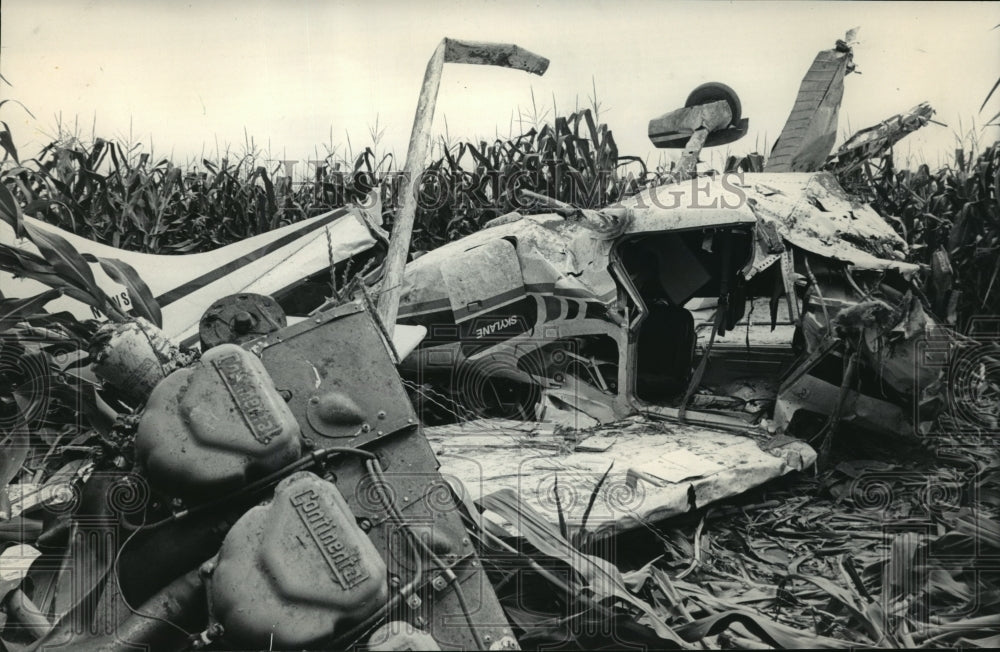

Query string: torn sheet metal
[773,355,912,437]
[537,373,619,428]
[622,172,917,275]
[400,213,615,319]
[825,102,936,176]
[400,170,916,330]
[773,280,953,440]
[746,173,916,274]
[428,417,816,538]
[794,275,948,437]
[398,167,922,435]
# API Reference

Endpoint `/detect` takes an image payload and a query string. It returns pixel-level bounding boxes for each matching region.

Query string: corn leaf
[675,611,853,649]
[20,221,117,318]
[0,180,24,237]
[478,487,688,646]
[95,256,162,327]
[0,122,19,165]
[0,289,62,332]
[0,244,103,308]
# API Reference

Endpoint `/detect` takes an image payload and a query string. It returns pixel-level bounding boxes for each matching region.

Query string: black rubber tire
[685,82,741,127]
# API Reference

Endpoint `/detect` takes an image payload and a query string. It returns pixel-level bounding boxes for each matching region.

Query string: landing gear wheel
[686,81,742,127]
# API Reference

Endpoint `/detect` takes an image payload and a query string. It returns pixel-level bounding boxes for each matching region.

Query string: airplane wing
[1,206,381,346]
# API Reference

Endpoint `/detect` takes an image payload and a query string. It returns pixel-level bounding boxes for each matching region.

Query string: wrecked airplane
[0,30,962,651]
[390,35,948,532]
[397,35,942,451]
[0,34,945,547]
[397,166,941,530]
[397,168,929,434]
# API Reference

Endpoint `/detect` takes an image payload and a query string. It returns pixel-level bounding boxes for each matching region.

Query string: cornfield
[0,108,662,256]
[836,143,1000,326]
[3,110,998,326]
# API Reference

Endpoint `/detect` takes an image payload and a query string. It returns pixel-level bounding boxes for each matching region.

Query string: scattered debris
[825,102,938,177]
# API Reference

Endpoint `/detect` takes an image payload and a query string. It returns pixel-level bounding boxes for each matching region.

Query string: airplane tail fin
[765,34,857,173]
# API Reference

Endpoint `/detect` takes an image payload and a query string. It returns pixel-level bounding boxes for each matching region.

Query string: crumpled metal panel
[400,172,915,329]
[440,239,525,323]
[428,418,816,539]
[776,173,918,274]
[621,172,917,275]
[774,367,911,438]
[623,180,757,234]
[399,215,614,320]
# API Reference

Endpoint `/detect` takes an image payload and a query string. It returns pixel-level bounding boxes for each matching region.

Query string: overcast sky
[2,0,998,174]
